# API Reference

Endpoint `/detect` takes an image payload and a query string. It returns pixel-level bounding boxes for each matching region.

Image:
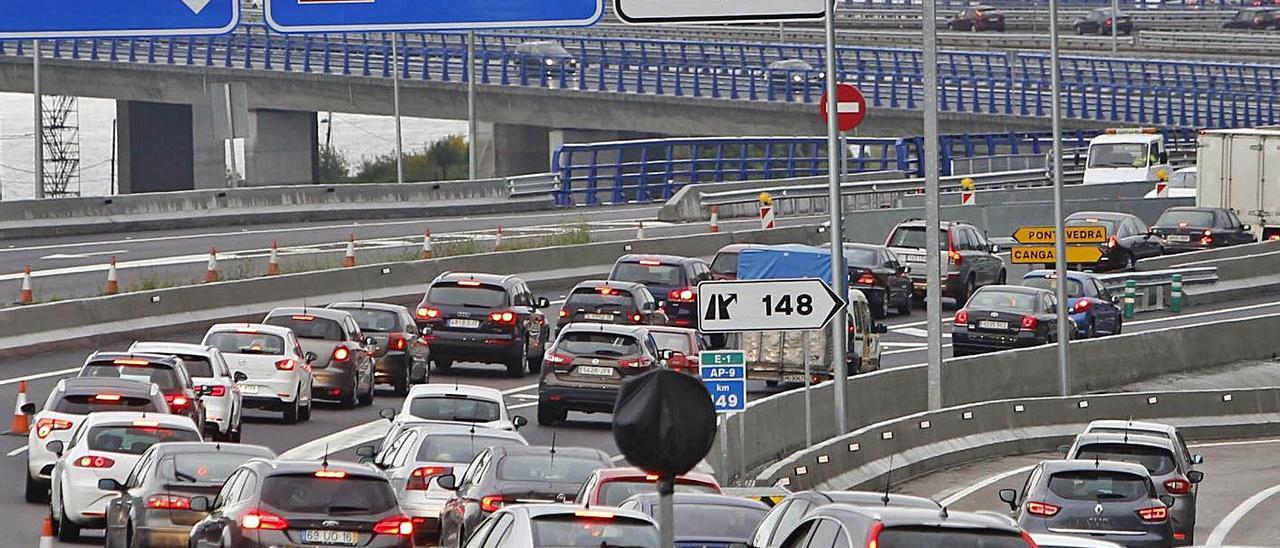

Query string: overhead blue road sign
[0,0,238,39]
[700,351,745,413]
[264,0,603,33]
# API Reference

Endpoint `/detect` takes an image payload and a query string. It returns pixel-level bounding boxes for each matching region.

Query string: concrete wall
[656,171,905,222]
[116,101,198,194]
[244,109,318,186]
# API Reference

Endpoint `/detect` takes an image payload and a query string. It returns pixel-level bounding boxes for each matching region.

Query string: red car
[647,326,708,376]
[576,467,721,508]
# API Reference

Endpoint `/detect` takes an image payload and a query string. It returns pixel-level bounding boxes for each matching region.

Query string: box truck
[1196,127,1280,240]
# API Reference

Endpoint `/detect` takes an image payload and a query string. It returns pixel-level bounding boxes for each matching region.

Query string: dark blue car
[607,254,712,330]
[1022,270,1123,339]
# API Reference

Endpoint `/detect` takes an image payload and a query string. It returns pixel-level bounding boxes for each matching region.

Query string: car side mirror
[1192,454,1204,465]
[436,473,458,491]
[379,408,397,421]
[98,478,125,492]
[355,445,376,458]
[1159,495,1176,508]
[872,323,888,334]
[304,351,318,364]
[364,336,377,347]
[1187,470,1204,484]
[1242,224,1252,232]
[20,402,35,415]
[536,297,551,309]
[233,371,248,383]
[421,326,434,336]
[998,488,1018,511]
[189,496,211,513]
[659,349,677,361]
[46,440,64,457]
[513,415,528,430]
[990,244,1001,254]
[1057,444,1071,455]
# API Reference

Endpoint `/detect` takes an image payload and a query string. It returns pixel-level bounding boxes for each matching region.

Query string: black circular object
[612,369,717,478]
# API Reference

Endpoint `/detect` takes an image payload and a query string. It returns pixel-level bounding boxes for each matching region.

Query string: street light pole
[32,39,43,199]
[1049,0,1071,396]
[1110,0,1119,54]
[468,31,478,180]
[391,33,404,184]
[923,0,943,410]
[824,0,849,435]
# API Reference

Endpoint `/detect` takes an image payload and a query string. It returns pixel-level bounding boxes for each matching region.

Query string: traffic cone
[10,380,29,435]
[342,234,357,268]
[495,226,504,250]
[709,207,721,233]
[266,240,280,276]
[206,247,220,283]
[419,229,434,260]
[19,265,32,304]
[636,221,645,239]
[104,256,119,295]
[38,516,53,548]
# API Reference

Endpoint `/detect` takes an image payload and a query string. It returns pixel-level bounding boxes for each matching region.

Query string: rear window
[967,290,1038,312]
[842,246,882,267]
[264,316,345,341]
[671,503,767,541]
[426,283,508,308]
[531,515,659,548]
[1047,470,1152,502]
[1087,427,1172,441]
[1021,277,1085,298]
[261,474,398,514]
[650,332,693,354]
[611,262,686,287]
[171,354,214,378]
[1156,210,1215,228]
[1074,443,1176,476]
[1065,218,1117,235]
[86,425,200,455]
[408,395,501,423]
[710,252,739,277]
[80,362,181,391]
[558,331,641,357]
[496,455,603,484]
[333,308,401,333]
[162,451,270,484]
[565,287,637,310]
[877,527,1030,547]
[53,394,159,414]
[205,332,286,356]
[600,481,718,506]
[888,226,949,251]
[417,434,526,463]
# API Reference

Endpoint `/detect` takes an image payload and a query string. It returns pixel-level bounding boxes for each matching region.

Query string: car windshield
[205,332,286,356]
[1065,218,1117,235]
[650,332,693,354]
[80,362,181,391]
[261,474,398,514]
[496,455,602,484]
[601,481,718,506]
[710,252,738,277]
[1169,170,1196,189]
[1021,277,1085,298]
[408,395,501,423]
[426,283,508,308]
[264,316,344,341]
[611,262,686,288]
[670,503,767,541]
[1088,143,1151,168]
[565,288,637,311]
[967,290,1038,312]
[86,425,200,455]
[521,42,570,57]
[558,332,641,357]
[170,354,215,378]
[1074,443,1177,476]
[531,515,659,548]
[888,226,949,251]
[876,527,1030,547]
[163,452,268,484]
[333,308,400,333]
[416,434,525,463]
[53,394,159,414]
[1155,210,1214,228]
[1047,470,1150,501]
[769,60,812,70]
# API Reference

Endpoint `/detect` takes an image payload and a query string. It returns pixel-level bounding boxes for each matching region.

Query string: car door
[193,469,246,547]
[1043,293,1060,338]
[1226,210,1254,244]
[513,282,545,351]
[1092,278,1121,333]
[884,249,912,301]
[975,229,1003,284]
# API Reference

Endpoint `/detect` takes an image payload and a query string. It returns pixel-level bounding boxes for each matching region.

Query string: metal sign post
[802,331,812,447]
[823,0,850,436]
[1049,0,1071,396]
[391,33,404,184]
[923,0,943,411]
[701,350,746,488]
[1110,0,1119,54]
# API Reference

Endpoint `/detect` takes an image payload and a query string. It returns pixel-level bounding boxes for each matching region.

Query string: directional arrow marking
[182,0,212,14]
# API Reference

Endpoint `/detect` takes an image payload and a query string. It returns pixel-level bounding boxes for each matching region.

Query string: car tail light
[388,333,407,351]
[489,311,517,325]
[1108,235,1119,249]
[596,286,615,295]
[576,509,617,519]
[619,357,651,369]
[1026,501,1061,517]
[866,521,884,548]
[164,394,191,409]
[1137,506,1168,522]
[416,307,441,320]
[947,249,962,266]
[407,466,453,490]
[315,469,348,479]
[558,309,568,318]
[1164,478,1190,495]
[290,314,315,321]
[1173,532,1187,542]
[1073,300,1092,313]
[242,509,289,530]
[146,495,191,510]
[199,385,227,397]
[638,259,662,266]
[954,309,969,324]
[631,313,644,323]
[480,495,506,513]
[94,393,122,402]
[133,420,161,428]
[275,358,297,371]
[1020,530,1039,547]
[373,515,415,536]
[1105,17,1113,24]
[35,418,73,439]
[76,455,116,468]
[332,346,351,362]
[545,352,572,365]
[1020,315,1038,331]
[113,358,151,366]
[856,272,877,285]
[667,288,696,303]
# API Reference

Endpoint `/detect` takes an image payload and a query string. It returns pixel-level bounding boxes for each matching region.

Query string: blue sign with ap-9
[701,351,745,413]
[0,0,238,38]
[264,0,603,33]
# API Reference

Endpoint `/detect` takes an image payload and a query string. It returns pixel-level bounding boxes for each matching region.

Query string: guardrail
[1096,267,1218,312]
[506,173,559,198]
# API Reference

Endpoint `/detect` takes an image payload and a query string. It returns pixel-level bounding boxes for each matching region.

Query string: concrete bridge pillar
[116,100,225,193]
[474,124,663,178]
[244,109,318,186]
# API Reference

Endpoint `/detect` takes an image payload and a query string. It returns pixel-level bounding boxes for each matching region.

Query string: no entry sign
[820,83,867,132]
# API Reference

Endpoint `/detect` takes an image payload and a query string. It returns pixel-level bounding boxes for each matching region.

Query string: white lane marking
[881,342,928,349]
[1191,438,1280,449]
[501,383,538,395]
[1127,299,1280,326]
[7,446,28,457]
[0,252,244,281]
[1205,482,1280,546]
[279,419,388,460]
[0,367,81,387]
[508,402,538,410]
[509,394,539,401]
[40,250,128,260]
[895,327,930,338]
[938,465,1035,507]
[890,317,956,329]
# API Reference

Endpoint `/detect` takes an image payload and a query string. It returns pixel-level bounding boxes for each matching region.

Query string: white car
[365,422,528,542]
[201,323,315,424]
[47,411,202,542]
[24,378,170,504]
[129,341,246,442]
[1144,166,1197,199]
[384,384,526,439]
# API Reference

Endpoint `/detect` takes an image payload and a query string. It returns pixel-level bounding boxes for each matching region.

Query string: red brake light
[1137,506,1168,522]
[1021,530,1039,548]
[388,333,407,351]
[35,418,73,439]
[1027,501,1061,517]
[290,314,315,321]
[164,394,190,409]
[481,495,506,512]
[948,250,962,265]
[94,393,122,402]
[416,307,441,319]
[1164,478,1190,495]
[235,328,259,334]
[631,313,643,323]
[274,358,297,371]
[954,309,969,324]
[1073,299,1092,313]
[315,469,348,479]
[199,385,227,397]
[638,259,662,266]
[373,515,415,536]
[596,286,614,295]
[558,309,568,318]
[489,311,517,324]
[242,509,289,530]
[866,521,883,548]
[1020,315,1038,330]
[76,455,116,468]
[113,358,152,366]
[407,466,453,490]
[856,272,877,285]
[619,357,651,369]
[457,280,482,286]
[332,346,351,362]
[667,288,696,303]
[146,495,191,510]
[132,420,161,428]
[1108,235,1119,249]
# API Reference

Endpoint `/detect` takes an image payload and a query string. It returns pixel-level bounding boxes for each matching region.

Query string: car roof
[616,254,699,265]
[144,441,276,458]
[79,411,202,428]
[128,342,218,356]
[1024,269,1095,282]
[644,326,699,336]
[591,467,719,485]
[1090,132,1156,144]
[400,423,527,441]
[715,243,768,254]
[1163,206,1221,213]
[405,383,504,401]
[974,284,1050,296]
[495,445,610,461]
[572,279,647,292]
[56,377,162,396]
[1039,459,1152,476]
[624,492,769,510]
[559,322,651,337]
[85,351,182,368]
[327,301,409,313]
[433,272,517,287]
[894,219,973,229]
[1073,432,1177,450]
[1067,211,1134,221]
[206,323,295,337]
[790,490,941,509]
[253,459,385,479]
[500,503,657,522]
[265,307,352,322]
[813,504,1023,532]
[1085,419,1178,436]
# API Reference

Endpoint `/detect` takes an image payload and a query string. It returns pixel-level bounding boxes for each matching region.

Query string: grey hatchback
[1000,460,1175,548]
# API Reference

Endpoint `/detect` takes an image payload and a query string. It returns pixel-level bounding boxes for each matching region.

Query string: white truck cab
[1083,128,1171,185]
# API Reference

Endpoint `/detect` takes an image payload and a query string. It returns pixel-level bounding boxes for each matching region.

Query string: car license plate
[301,530,359,545]
[584,313,614,321]
[1167,235,1191,242]
[903,255,926,263]
[237,384,258,395]
[447,319,481,329]
[978,320,1009,330]
[782,374,807,383]
[576,365,614,377]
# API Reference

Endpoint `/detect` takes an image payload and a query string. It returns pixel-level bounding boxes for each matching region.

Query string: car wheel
[527,345,544,375]
[506,339,528,378]
[1085,319,1096,339]
[392,365,411,397]
[996,270,1007,285]
[299,397,312,421]
[873,297,889,319]
[896,293,913,315]
[970,23,979,32]
[24,472,47,503]
[956,276,976,307]
[57,505,80,542]
[341,377,358,409]
[434,359,453,372]
[537,402,565,426]
[229,422,242,443]
[360,368,375,406]
[283,390,300,424]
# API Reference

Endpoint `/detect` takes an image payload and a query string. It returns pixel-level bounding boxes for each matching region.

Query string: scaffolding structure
[40,95,81,197]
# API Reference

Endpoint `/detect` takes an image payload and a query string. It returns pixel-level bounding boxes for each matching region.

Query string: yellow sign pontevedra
[1012,225,1108,245]
[1010,246,1105,264]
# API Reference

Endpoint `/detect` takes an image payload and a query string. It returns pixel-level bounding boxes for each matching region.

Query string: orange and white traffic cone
[206,247,220,283]
[419,229,434,260]
[636,221,645,239]
[38,516,53,548]
[495,226,504,250]
[10,380,29,435]
[266,240,280,276]
[19,265,33,304]
[342,234,357,268]
[709,206,721,233]
[104,257,119,295]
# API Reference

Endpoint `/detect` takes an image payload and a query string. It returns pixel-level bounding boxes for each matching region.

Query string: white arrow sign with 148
[696,278,845,333]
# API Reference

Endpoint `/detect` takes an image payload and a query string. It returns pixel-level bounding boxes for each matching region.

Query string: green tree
[351,135,471,183]
[318,144,352,182]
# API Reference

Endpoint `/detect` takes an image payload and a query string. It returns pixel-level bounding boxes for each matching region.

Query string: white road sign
[614,0,825,24]
[696,278,845,333]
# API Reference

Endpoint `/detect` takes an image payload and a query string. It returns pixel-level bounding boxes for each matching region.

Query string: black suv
[77,352,206,431]
[885,220,1006,306]
[557,280,667,337]
[414,272,550,377]
[1151,206,1256,254]
[607,254,713,330]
